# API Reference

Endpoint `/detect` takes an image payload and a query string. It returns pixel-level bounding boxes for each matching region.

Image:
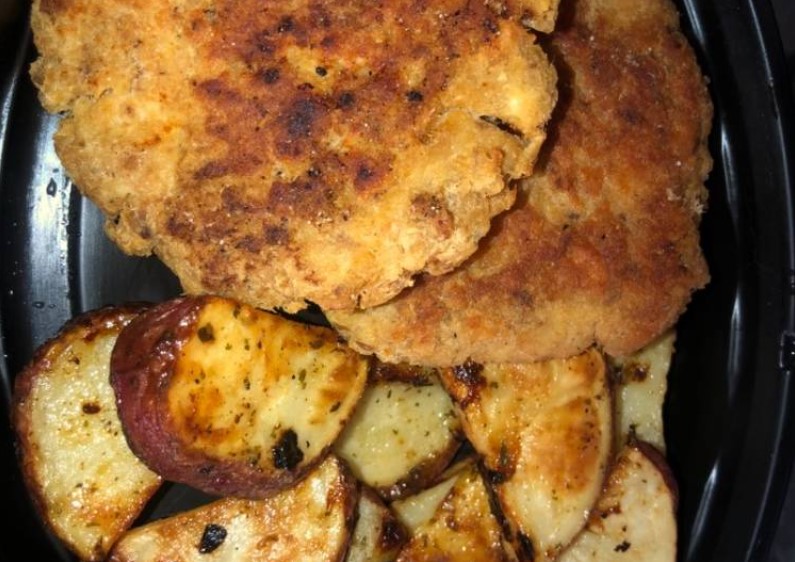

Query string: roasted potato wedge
[558,442,678,562]
[611,331,675,452]
[110,295,368,498]
[12,306,162,562]
[395,464,518,562]
[440,349,613,561]
[390,471,462,534]
[346,488,409,562]
[108,455,357,562]
[390,458,474,533]
[334,365,462,499]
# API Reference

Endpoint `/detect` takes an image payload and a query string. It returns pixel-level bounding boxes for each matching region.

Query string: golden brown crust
[328,0,712,366]
[31,0,557,312]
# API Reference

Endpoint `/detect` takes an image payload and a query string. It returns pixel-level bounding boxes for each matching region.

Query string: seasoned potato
[12,306,162,562]
[558,442,678,562]
[390,464,467,534]
[110,295,368,498]
[334,364,462,499]
[440,349,613,561]
[346,488,409,562]
[611,331,675,452]
[395,463,518,562]
[109,455,357,562]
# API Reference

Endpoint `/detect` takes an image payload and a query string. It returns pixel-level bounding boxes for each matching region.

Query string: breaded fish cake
[30,0,557,312]
[328,0,712,365]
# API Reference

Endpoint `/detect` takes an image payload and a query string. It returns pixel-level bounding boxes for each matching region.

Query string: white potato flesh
[441,349,612,561]
[390,472,461,534]
[346,489,408,562]
[110,296,370,498]
[611,330,675,452]
[109,456,357,562]
[558,443,678,562]
[169,298,369,472]
[395,464,518,562]
[334,376,461,498]
[12,308,161,562]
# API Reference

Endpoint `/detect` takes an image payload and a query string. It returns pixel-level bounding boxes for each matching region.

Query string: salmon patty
[328,0,712,365]
[30,0,558,312]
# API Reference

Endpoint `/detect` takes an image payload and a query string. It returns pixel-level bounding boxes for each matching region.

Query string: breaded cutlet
[29,0,558,312]
[328,0,713,366]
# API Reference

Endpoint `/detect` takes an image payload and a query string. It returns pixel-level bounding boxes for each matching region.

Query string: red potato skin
[110,296,341,498]
[630,439,680,511]
[110,297,212,489]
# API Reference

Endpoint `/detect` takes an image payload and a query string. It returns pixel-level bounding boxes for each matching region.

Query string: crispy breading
[30,0,557,312]
[328,0,712,366]
[488,0,559,33]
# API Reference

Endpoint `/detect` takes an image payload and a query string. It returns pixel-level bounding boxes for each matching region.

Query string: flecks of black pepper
[277,16,294,32]
[337,91,355,109]
[197,323,215,342]
[198,523,227,554]
[614,541,631,552]
[260,67,281,84]
[81,402,101,414]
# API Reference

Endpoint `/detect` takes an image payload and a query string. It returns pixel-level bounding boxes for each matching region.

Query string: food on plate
[108,455,357,562]
[557,442,678,562]
[390,460,471,534]
[11,296,680,560]
[395,463,518,562]
[498,0,559,33]
[29,0,557,313]
[334,362,463,499]
[345,488,409,562]
[14,0,710,555]
[328,0,713,366]
[439,349,613,561]
[110,295,368,499]
[12,306,162,562]
[611,330,676,452]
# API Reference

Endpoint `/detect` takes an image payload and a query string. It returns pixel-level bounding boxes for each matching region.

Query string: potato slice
[395,464,518,562]
[390,458,474,533]
[346,488,409,562]
[611,331,675,452]
[12,306,162,562]
[557,442,678,562]
[110,295,368,499]
[108,455,357,562]
[440,349,612,561]
[334,364,462,499]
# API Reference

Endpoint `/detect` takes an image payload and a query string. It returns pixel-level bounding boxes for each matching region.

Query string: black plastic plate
[1,0,794,560]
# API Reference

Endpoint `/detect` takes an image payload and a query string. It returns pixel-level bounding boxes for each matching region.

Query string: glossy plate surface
[1,0,794,560]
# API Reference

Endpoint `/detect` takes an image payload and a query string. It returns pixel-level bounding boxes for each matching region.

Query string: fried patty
[328,0,713,366]
[30,0,558,312]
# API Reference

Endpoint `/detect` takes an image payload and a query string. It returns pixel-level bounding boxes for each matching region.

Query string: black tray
[2,0,794,560]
